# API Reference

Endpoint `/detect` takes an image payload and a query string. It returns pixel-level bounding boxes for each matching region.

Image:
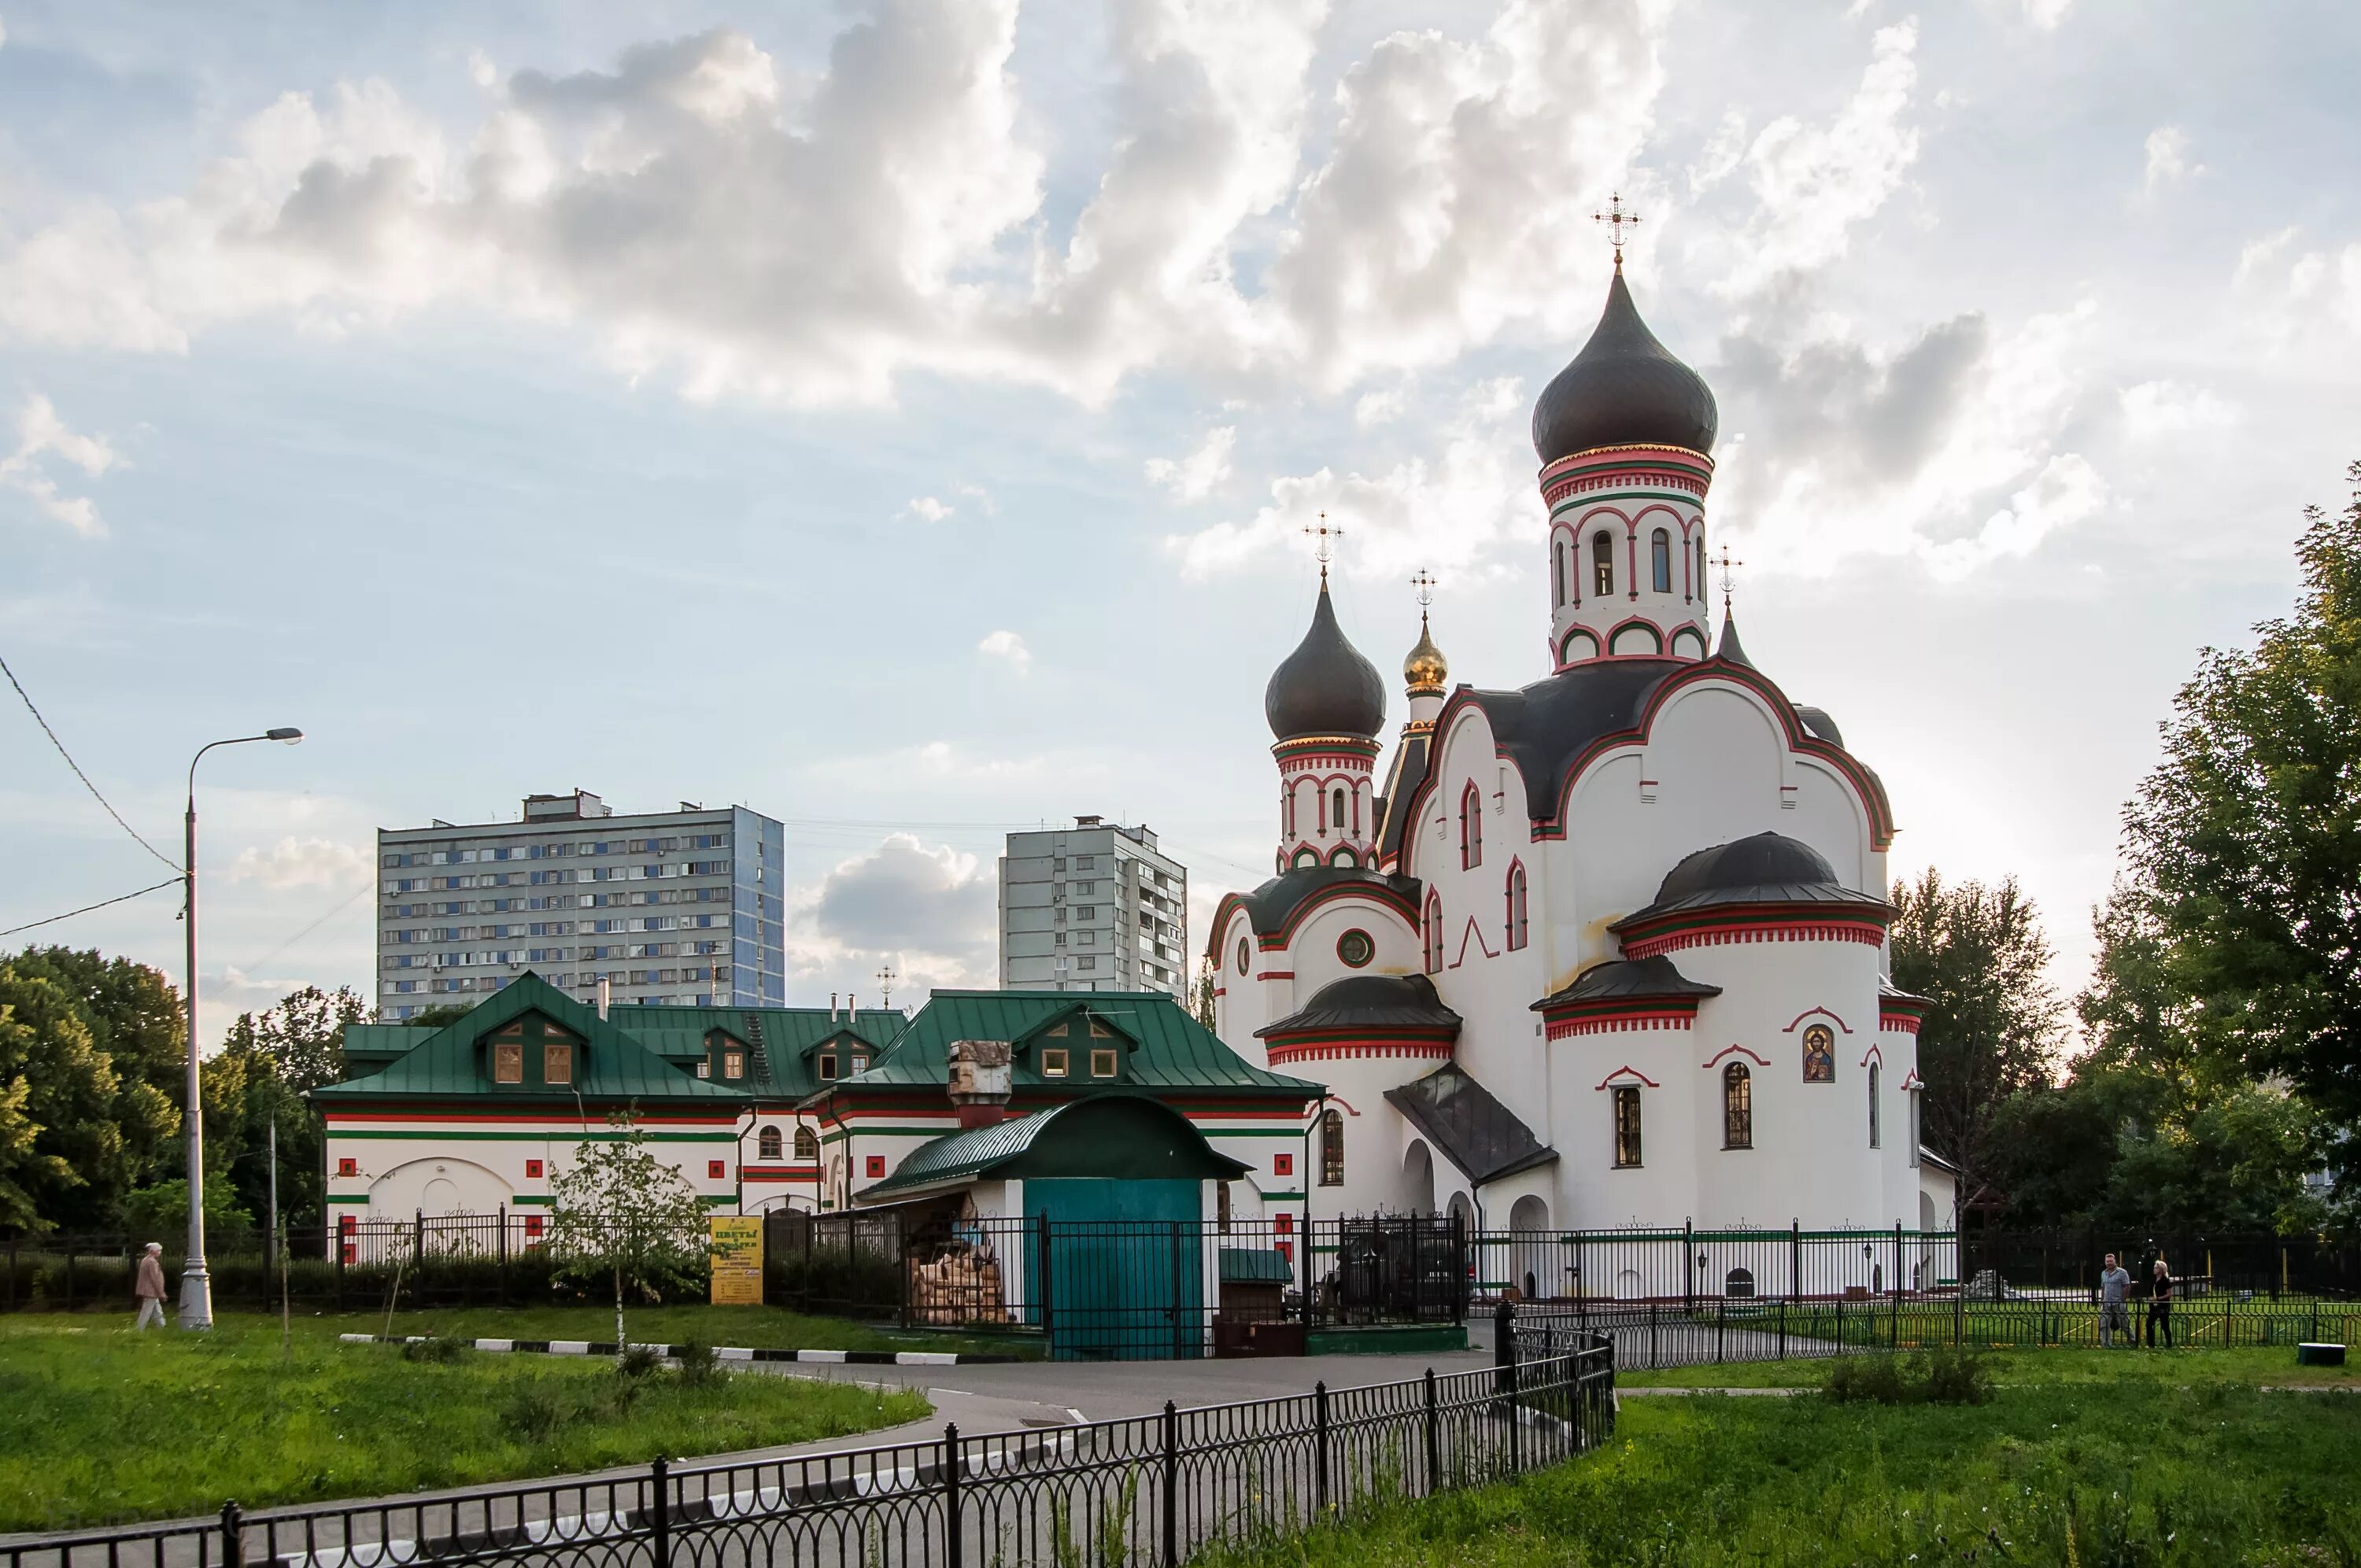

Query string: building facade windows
[1650,528,1672,593]
[1592,529,1615,596]
[1868,1061,1881,1147]
[758,1127,782,1160]
[1505,861,1528,950]
[794,1126,818,1160]
[543,1042,572,1084]
[1319,1108,1344,1186]
[1424,893,1444,973]
[1613,1085,1642,1168]
[1042,1047,1070,1076]
[493,1041,523,1083]
[1460,783,1483,869]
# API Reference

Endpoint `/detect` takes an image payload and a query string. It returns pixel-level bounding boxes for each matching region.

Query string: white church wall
[1214,911,1269,1049]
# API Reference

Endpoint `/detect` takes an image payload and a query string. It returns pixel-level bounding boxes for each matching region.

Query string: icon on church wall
[1801,1024,1836,1083]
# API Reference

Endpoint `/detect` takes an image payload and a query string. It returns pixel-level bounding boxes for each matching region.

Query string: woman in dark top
[2145,1257,2174,1348]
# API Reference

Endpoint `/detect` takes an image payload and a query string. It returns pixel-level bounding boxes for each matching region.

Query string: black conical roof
[1532,270,1718,464]
[1716,611,1755,669]
[1265,578,1387,740]
[1655,832,1838,904]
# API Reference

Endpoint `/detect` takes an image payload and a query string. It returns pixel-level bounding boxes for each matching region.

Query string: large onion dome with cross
[1263,530,1389,875]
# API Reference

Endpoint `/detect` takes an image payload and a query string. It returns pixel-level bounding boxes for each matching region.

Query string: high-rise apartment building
[998,816,1188,997]
[377,789,785,1020]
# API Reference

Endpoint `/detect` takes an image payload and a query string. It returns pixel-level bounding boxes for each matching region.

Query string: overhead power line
[1,877,181,938]
[0,651,183,874]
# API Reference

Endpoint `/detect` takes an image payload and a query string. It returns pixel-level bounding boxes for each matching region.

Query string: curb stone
[338,1332,1020,1366]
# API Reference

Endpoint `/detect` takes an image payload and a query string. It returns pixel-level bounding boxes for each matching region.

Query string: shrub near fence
[3,1230,570,1315]
[0,1325,1615,1568]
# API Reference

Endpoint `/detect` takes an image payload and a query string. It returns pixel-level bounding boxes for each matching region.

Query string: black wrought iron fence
[1,1331,1616,1568]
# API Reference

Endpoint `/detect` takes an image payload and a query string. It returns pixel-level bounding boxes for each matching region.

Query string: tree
[1189,958,1218,1031]
[120,1177,255,1245]
[1889,870,2067,1224]
[218,985,368,1228]
[545,1112,711,1351]
[6,946,185,1190]
[0,959,178,1231]
[2111,464,2361,1184]
[395,1003,473,1031]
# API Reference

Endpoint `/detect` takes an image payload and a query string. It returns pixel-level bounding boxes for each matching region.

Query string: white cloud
[2020,0,2072,28]
[227,836,372,889]
[1353,386,1407,427]
[1919,452,2107,580]
[2141,126,2198,193]
[785,832,998,1003]
[467,50,498,90]
[1713,21,1919,298]
[954,481,997,515]
[903,495,954,522]
[976,628,1031,673]
[2119,380,2234,440]
[1168,377,1526,581]
[2229,227,2361,339]
[1144,425,1235,501]
[0,2,1679,408]
[0,393,120,536]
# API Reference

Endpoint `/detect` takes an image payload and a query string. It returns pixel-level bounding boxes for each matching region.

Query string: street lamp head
[267,728,304,744]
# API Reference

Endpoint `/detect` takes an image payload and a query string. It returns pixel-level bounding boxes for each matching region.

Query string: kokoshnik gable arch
[1206,260,1946,1281]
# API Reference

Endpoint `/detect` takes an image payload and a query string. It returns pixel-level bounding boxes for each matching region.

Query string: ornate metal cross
[1593,192,1642,267]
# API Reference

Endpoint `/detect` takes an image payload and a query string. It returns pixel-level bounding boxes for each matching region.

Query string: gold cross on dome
[1410,570,1437,610]
[1716,544,1745,615]
[1303,513,1345,580]
[1593,192,1642,269]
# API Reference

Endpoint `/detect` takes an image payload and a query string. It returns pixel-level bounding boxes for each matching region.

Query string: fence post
[1790,1220,1801,1301]
[1036,1220,1054,1351]
[1778,1296,1787,1360]
[220,1500,244,1568]
[1683,1220,1694,1319]
[1501,1326,1521,1477]
[1314,1381,1332,1517]
[941,1423,962,1568]
[1648,1301,1659,1371]
[647,1455,671,1568]
[1423,1367,1440,1496]
[1954,1267,1964,1348]
[1161,1401,1178,1568]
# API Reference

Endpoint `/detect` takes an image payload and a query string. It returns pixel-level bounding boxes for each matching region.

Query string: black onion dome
[1265,580,1386,740]
[1532,270,1718,464]
[1655,832,1839,903]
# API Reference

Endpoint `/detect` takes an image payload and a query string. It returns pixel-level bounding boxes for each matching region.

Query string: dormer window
[1088,1018,1113,1039]
[722,1050,745,1079]
[494,1041,523,1083]
[849,1052,870,1075]
[818,1053,837,1080]
[1090,1049,1118,1078]
[696,1059,711,1078]
[1045,1021,1069,1038]
[543,1042,573,1085]
[1041,1047,1070,1077]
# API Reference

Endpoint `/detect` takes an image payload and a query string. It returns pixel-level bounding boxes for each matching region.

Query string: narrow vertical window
[1424,893,1443,973]
[1723,1063,1753,1149]
[1332,788,1346,836]
[543,1042,573,1085]
[1505,861,1528,950]
[1553,541,1566,607]
[1696,538,1707,600]
[1613,1086,1642,1168]
[1592,530,1615,597]
[1651,529,1672,593]
[1317,784,1327,833]
[1320,1108,1344,1186]
[1868,1061,1882,1148]
[1460,783,1483,869]
[493,1041,523,1084]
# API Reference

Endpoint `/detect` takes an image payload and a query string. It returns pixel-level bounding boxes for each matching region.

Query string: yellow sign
[709,1216,764,1306]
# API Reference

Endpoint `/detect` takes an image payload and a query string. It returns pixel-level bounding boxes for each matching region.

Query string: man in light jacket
[2098,1253,2130,1348]
[132,1241,169,1330]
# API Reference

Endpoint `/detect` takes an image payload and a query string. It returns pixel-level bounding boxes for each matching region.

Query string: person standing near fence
[132,1242,169,1330]
[2100,1253,2131,1348]
[2145,1256,2175,1348]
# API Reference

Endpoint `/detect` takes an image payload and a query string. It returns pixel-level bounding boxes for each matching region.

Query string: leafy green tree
[6,946,185,1189]
[0,961,172,1231]
[218,985,368,1228]
[545,1112,712,1351]
[393,1003,472,1031]
[2111,464,2361,1186]
[120,1177,255,1245]
[1889,870,2067,1224]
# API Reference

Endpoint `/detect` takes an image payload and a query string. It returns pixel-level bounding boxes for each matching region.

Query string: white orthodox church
[1208,261,1950,1245]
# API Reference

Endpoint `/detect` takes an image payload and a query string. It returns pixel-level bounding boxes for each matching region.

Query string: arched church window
[1319,1108,1344,1187]
[1424,894,1443,973]
[1868,1061,1882,1147]
[1332,787,1346,835]
[1612,1085,1642,1168]
[793,1125,818,1161]
[1553,540,1567,607]
[1460,783,1483,869]
[759,1126,782,1161]
[1695,538,1707,601]
[1505,861,1528,950]
[1591,530,1615,597]
[1723,1062,1753,1149]
[1651,529,1672,593]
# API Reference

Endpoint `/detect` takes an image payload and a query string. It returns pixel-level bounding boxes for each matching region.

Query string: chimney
[597,976,611,1020]
[830,991,839,1022]
[849,994,859,1024]
[947,1039,1014,1129]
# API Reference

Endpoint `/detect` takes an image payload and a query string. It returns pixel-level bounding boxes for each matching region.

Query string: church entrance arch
[1506,1195,1552,1301]
[1402,1141,1435,1216]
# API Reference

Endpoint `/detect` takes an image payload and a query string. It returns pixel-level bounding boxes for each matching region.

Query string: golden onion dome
[1403,613,1448,695]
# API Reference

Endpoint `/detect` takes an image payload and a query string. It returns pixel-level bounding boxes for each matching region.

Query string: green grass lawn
[0,1312,933,1533]
[1210,1348,2361,1566]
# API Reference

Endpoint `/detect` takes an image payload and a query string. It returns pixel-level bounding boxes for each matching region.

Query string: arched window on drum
[1591,530,1615,597]
[1650,528,1672,593]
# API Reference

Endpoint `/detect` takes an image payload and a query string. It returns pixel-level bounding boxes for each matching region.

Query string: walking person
[2099,1253,2131,1348]
[2144,1256,2174,1348]
[132,1241,169,1330]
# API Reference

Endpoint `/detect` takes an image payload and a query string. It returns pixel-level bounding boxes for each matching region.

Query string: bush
[616,1344,665,1379]
[400,1336,470,1363]
[674,1337,725,1388]
[1823,1348,1992,1406]
[501,1386,567,1443]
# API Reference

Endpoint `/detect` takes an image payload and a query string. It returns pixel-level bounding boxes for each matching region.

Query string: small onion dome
[1265,578,1387,740]
[1653,831,1847,905]
[1532,269,1719,465]
[1403,613,1448,695]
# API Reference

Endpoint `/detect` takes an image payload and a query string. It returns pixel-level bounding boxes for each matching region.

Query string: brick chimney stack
[947,1039,1014,1130]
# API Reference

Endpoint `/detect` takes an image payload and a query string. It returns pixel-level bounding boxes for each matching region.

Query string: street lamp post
[180,726,303,1331]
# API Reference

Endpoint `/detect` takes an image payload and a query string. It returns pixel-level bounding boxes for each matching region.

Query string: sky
[2,0,2356,1051]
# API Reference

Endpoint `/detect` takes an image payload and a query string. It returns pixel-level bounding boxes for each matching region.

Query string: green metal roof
[817,989,1321,1104]
[859,1093,1252,1201]
[342,1024,438,1072]
[610,1005,902,1098]
[313,974,752,1104]
[1220,1248,1294,1285]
